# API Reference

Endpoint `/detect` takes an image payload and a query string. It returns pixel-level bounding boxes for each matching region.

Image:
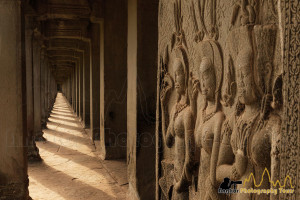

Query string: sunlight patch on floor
[49,114,78,121]
[46,123,84,137]
[37,146,118,199]
[29,176,66,200]
[41,130,95,157]
[28,93,127,200]
[48,117,81,128]
[51,110,75,117]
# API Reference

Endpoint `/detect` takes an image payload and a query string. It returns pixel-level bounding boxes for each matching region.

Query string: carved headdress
[190,0,218,42]
[195,40,223,112]
[171,0,190,105]
[222,24,278,118]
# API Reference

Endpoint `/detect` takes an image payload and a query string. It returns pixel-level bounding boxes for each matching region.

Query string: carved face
[199,58,216,101]
[174,59,186,95]
[236,60,257,105]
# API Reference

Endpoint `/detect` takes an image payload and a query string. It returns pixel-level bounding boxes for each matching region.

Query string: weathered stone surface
[156,0,298,200]
[0,0,29,199]
[99,0,127,160]
[0,0,298,200]
[127,0,158,199]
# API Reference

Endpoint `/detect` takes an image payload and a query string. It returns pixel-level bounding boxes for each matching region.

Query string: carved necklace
[236,112,259,138]
[235,112,259,156]
[173,103,188,120]
[202,109,216,123]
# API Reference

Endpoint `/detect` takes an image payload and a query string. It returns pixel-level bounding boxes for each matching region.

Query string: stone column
[62,81,66,96]
[51,73,57,106]
[44,62,49,119]
[66,78,69,100]
[49,73,54,112]
[79,52,84,120]
[48,66,51,115]
[66,77,71,102]
[0,0,29,198]
[70,74,73,103]
[127,0,158,199]
[83,42,91,128]
[76,59,79,116]
[77,57,80,116]
[69,77,72,102]
[90,23,101,140]
[98,0,127,160]
[33,33,45,141]
[40,48,47,129]
[72,68,76,110]
[25,16,41,161]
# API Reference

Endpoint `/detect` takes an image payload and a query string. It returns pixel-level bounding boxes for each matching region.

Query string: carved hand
[173,174,188,194]
[160,73,173,104]
[174,181,181,193]
[174,180,187,194]
[236,125,249,156]
[190,72,200,100]
[234,149,248,178]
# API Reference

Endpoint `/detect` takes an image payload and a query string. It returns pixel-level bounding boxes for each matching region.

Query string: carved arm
[174,108,195,193]
[210,112,225,187]
[270,116,281,200]
[216,117,235,183]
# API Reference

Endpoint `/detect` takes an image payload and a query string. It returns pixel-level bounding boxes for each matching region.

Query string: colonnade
[0,1,57,198]
[0,0,158,199]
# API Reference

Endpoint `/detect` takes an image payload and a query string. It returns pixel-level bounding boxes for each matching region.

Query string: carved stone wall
[279,1,300,200]
[156,0,298,199]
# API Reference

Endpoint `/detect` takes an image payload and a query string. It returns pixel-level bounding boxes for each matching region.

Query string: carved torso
[223,112,281,200]
[195,111,224,199]
[167,104,193,200]
[173,106,188,182]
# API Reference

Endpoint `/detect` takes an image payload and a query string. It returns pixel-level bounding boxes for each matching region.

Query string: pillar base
[0,183,29,200]
[99,146,127,160]
[27,144,42,162]
[41,123,47,130]
[35,134,46,142]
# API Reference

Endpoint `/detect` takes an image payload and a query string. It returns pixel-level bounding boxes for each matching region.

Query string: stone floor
[28,93,128,200]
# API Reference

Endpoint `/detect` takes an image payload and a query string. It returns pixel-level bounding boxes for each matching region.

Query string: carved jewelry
[202,109,216,123]
[174,103,188,120]
[230,165,240,180]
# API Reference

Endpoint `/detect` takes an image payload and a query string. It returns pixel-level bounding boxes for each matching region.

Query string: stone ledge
[0,183,27,200]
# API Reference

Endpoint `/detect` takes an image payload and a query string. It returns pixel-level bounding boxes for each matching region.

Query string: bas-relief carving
[190,0,225,199]
[159,1,195,199]
[191,42,225,200]
[158,0,284,200]
[217,25,281,200]
[279,1,299,199]
[216,1,282,199]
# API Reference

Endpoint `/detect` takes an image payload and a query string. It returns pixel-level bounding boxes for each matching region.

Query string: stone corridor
[28,93,127,200]
[0,0,298,199]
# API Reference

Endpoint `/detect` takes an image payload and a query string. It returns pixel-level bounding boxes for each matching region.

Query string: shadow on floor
[49,115,78,123]
[29,93,127,200]
[29,161,120,200]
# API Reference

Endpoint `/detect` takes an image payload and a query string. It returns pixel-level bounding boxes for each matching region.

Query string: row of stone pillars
[59,0,159,199]
[25,17,58,164]
[60,8,130,161]
[26,20,58,161]
[0,0,158,199]
[0,1,57,199]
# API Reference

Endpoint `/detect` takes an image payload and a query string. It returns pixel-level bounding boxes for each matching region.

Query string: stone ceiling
[25,0,103,83]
